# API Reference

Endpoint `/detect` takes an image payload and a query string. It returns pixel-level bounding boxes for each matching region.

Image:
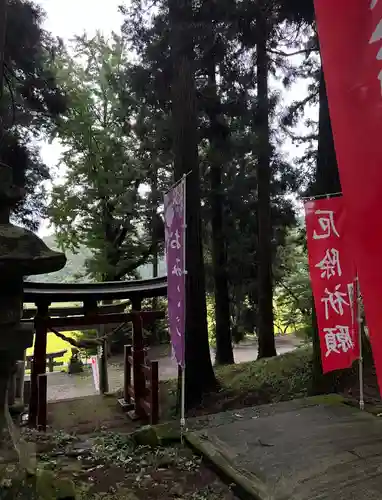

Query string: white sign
[90,356,100,392]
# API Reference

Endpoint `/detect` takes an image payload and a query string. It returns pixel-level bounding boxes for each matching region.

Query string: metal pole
[357,276,364,411]
[180,174,187,441]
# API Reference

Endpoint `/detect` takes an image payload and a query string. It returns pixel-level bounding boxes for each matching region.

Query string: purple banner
[164,179,186,367]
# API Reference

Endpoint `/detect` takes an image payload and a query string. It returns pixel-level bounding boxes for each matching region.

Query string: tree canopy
[48,33,164,281]
[1,0,66,230]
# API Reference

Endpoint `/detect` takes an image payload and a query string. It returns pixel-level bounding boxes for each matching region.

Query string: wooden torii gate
[22,277,167,430]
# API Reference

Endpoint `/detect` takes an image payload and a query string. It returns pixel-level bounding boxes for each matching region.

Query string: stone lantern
[0,165,66,463]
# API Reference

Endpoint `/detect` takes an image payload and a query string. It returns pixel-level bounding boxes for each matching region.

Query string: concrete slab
[187,399,382,499]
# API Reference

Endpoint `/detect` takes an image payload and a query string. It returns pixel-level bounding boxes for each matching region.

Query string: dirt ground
[47,394,135,434]
[22,394,239,499]
[21,428,239,500]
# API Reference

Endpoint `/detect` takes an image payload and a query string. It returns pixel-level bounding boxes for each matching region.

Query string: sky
[34,0,313,236]
[37,0,125,39]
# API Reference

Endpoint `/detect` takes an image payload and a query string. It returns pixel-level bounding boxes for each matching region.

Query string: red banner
[314,0,382,389]
[305,197,359,372]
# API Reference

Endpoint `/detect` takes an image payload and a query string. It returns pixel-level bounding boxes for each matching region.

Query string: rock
[154,422,181,444]
[132,425,159,446]
[132,422,180,447]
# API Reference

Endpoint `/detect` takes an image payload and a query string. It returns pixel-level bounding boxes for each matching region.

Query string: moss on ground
[307,394,346,406]
[160,346,313,417]
[216,346,312,396]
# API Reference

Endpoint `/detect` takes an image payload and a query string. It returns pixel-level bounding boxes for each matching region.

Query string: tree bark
[0,0,7,104]
[206,60,234,365]
[256,8,276,358]
[169,0,217,408]
[314,71,341,196]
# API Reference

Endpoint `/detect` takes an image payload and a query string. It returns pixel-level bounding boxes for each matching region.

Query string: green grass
[160,346,313,418]
[26,331,83,369]
[216,346,312,399]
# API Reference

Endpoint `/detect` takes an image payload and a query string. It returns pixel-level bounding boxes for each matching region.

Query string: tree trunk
[314,71,341,196]
[206,61,234,365]
[169,0,217,408]
[0,0,7,104]
[256,9,276,359]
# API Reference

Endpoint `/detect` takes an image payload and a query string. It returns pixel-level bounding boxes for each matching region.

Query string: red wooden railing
[119,344,159,425]
[24,277,167,430]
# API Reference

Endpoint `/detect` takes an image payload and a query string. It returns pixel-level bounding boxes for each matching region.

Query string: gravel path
[42,336,302,402]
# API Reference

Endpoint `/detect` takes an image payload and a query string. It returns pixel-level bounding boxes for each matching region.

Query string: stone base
[117,398,134,412]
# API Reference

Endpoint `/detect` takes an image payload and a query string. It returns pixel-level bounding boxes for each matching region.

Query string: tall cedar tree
[168,0,217,407]
[200,10,234,365]
[120,0,297,370]
[256,4,276,357]
[206,63,234,365]
[198,0,297,357]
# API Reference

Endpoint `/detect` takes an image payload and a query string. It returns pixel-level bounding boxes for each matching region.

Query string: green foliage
[274,226,313,337]
[72,329,99,356]
[49,33,160,281]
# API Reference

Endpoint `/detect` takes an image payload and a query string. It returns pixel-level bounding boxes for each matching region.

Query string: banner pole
[357,276,364,411]
[180,365,186,442]
[164,170,192,196]
[180,174,187,441]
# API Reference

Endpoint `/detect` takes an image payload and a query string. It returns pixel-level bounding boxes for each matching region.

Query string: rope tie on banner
[163,170,192,195]
[300,191,343,201]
